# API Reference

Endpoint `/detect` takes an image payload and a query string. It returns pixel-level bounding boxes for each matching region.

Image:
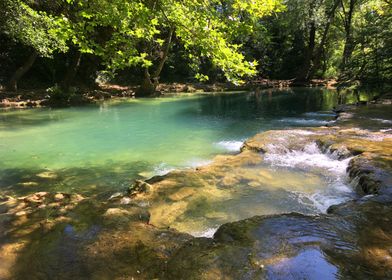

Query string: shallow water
[0,88,377,198]
[146,133,356,237]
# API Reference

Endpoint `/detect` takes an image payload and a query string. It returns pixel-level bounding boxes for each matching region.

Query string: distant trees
[252,0,391,83]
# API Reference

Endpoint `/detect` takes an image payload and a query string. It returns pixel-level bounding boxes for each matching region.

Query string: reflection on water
[267,248,338,279]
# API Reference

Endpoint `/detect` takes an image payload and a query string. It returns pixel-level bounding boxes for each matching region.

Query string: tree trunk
[138,68,157,97]
[296,0,340,81]
[295,0,317,82]
[310,0,341,77]
[295,21,316,82]
[136,29,174,97]
[340,0,356,76]
[61,50,82,93]
[8,51,38,91]
[153,29,174,78]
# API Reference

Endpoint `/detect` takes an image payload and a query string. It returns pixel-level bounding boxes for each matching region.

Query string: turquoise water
[0,88,378,196]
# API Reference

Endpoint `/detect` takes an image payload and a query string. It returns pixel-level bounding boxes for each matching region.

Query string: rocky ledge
[243,127,392,195]
[105,124,392,279]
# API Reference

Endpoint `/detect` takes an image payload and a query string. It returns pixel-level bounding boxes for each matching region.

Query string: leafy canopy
[64,0,284,83]
[0,0,69,57]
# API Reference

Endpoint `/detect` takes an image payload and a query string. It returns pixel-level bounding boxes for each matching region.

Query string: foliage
[0,0,70,57]
[62,0,284,84]
[0,0,390,92]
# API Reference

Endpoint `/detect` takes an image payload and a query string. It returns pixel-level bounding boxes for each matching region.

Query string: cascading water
[263,141,355,213]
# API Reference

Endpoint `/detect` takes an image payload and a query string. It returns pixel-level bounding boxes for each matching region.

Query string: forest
[0,0,391,99]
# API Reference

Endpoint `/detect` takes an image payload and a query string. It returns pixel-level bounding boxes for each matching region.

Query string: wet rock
[128,180,152,196]
[81,223,192,280]
[36,171,58,179]
[244,127,392,196]
[348,155,392,195]
[242,129,315,153]
[24,194,45,204]
[108,192,122,201]
[314,129,392,194]
[18,181,39,187]
[70,193,85,203]
[15,210,28,217]
[47,202,61,209]
[103,207,150,226]
[119,197,131,204]
[53,193,65,201]
[166,204,392,279]
[168,187,196,201]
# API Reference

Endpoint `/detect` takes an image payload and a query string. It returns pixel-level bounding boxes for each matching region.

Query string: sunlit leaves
[60,0,283,83]
[1,0,70,57]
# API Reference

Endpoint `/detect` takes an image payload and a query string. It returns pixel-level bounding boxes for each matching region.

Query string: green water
[0,88,380,196]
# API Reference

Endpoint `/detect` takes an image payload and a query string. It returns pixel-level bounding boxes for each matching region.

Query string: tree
[0,0,70,91]
[338,0,358,78]
[294,0,341,82]
[338,0,392,81]
[64,0,284,96]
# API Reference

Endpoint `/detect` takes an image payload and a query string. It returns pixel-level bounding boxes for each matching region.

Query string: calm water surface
[0,88,379,197]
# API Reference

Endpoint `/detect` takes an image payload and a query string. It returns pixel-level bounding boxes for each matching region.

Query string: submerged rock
[166,200,392,279]
[128,179,153,196]
[103,207,150,225]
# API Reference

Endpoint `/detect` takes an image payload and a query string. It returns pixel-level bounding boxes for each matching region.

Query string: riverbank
[0,79,339,108]
[0,95,391,279]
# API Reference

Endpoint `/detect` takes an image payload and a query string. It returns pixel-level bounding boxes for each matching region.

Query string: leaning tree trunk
[340,0,356,77]
[61,50,82,93]
[310,0,341,77]
[8,51,38,92]
[138,68,157,97]
[136,29,174,97]
[295,21,316,82]
[295,0,317,82]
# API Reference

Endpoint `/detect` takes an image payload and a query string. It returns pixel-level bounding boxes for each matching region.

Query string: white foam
[120,197,131,204]
[192,227,218,238]
[296,180,355,212]
[364,133,392,141]
[186,159,213,168]
[215,140,243,152]
[139,163,176,178]
[153,163,175,176]
[108,192,122,200]
[264,143,350,174]
[303,112,336,117]
[278,118,334,126]
[284,129,315,135]
[264,142,355,212]
[370,118,392,124]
